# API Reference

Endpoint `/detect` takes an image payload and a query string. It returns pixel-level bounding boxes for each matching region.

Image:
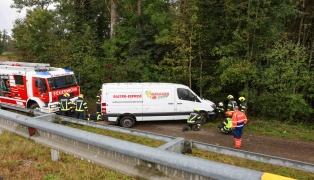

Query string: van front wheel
[200,112,207,124]
[120,116,135,128]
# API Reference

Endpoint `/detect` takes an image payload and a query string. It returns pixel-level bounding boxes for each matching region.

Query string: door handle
[177,103,182,105]
[168,103,173,105]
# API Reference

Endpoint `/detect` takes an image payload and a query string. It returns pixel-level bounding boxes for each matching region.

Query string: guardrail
[57,114,314,174]
[0,109,295,180]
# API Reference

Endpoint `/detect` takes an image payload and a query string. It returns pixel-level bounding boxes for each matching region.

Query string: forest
[0,0,313,123]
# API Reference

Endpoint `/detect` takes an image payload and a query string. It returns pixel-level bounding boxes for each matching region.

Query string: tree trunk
[298,0,305,45]
[137,0,141,16]
[189,33,192,89]
[110,0,117,37]
[137,0,141,28]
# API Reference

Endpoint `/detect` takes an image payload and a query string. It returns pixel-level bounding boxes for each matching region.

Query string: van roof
[102,82,188,87]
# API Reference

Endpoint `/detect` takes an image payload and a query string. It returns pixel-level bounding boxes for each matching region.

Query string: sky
[0,0,26,36]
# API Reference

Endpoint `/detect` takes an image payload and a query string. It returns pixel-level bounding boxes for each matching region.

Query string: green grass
[66,123,165,147]
[0,131,135,180]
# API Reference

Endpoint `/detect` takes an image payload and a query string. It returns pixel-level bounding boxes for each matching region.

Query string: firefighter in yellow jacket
[58,93,72,117]
[96,89,102,121]
[74,94,88,120]
[238,96,247,113]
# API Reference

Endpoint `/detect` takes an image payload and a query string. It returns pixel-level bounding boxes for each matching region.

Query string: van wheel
[200,112,207,124]
[120,116,135,128]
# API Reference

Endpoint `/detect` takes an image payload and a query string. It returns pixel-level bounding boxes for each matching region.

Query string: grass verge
[0,130,134,180]
[205,117,314,142]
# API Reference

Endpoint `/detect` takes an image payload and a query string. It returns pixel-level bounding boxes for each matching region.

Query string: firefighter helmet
[64,93,70,97]
[79,94,84,98]
[239,97,245,102]
[225,110,233,117]
[218,102,223,107]
[227,95,234,99]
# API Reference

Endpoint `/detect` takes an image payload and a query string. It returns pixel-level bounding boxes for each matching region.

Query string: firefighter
[227,95,237,112]
[74,94,88,120]
[232,106,248,148]
[218,110,233,134]
[58,93,72,117]
[216,102,225,117]
[238,96,247,113]
[182,108,203,131]
[96,89,102,121]
[4,79,10,91]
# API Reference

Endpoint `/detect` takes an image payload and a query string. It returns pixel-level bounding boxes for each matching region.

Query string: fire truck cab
[0,61,80,113]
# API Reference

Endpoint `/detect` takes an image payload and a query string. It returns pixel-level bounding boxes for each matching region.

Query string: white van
[101,83,216,127]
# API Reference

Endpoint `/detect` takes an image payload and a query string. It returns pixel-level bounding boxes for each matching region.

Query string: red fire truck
[0,61,80,113]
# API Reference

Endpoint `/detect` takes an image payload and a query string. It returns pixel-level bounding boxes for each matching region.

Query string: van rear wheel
[120,116,135,128]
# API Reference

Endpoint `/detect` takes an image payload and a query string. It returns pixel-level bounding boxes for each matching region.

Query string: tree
[0,30,12,54]
[12,9,59,62]
[252,41,313,121]
[9,0,314,122]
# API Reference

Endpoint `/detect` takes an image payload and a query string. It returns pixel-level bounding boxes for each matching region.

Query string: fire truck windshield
[47,75,77,90]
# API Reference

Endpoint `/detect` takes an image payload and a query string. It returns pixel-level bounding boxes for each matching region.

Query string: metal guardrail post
[158,137,192,154]
[51,149,60,161]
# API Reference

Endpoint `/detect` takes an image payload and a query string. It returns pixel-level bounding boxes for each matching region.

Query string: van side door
[175,87,201,120]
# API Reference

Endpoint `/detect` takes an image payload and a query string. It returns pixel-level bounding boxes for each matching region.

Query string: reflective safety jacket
[227,99,237,112]
[232,110,248,128]
[58,96,72,111]
[187,112,202,124]
[224,117,233,129]
[74,97,88,112]
[216,105,225,113]
[96,93,101,105]
[239,101,247,113]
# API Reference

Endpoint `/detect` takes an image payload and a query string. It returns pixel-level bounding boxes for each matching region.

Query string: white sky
[0,0,26,36]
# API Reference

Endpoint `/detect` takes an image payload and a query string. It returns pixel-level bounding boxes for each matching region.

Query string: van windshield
[48,75,77,90]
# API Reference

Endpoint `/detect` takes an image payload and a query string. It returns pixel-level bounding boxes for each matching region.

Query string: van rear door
[142,85,175,121]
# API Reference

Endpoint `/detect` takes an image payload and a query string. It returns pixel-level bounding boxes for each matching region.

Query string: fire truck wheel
[119,116,135,128]
[29,103,39,110]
